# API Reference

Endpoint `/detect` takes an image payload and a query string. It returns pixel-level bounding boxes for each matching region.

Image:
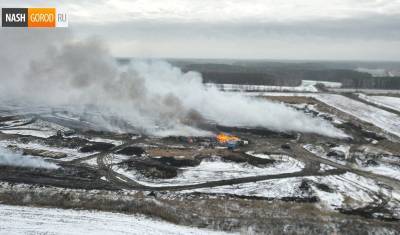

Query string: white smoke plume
[0,30,347,138]
[0,147,59,169]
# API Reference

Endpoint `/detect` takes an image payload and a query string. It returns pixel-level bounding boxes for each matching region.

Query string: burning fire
[216,133,239,143]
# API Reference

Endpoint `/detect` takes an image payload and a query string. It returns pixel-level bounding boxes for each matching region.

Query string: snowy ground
[183,172,391,212]
[182,177,305,198]
[0,140,95,162]
[68,135,125,146]
[358,94,400,112]
[285,93,400,137]
[0,204,231,235]
[116,154,304,187]
[303,144,347,165]
[307,172,384,210]
[304,144,400,181]
[242,92,400,137]
[0,119,72,138]
[362,163,400,181]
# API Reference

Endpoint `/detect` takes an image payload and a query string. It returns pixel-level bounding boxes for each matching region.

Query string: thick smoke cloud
[0,147,59,169]
[0,30,346,138]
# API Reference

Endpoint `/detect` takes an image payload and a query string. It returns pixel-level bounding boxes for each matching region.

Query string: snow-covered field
[0,204,231,235]
[358,94,400,112]
[183,177,305,198]
[362,163,400,181]
[307,172,384,210]
[116,154,304,187]
[314,94,400,137]
[243,92,400,137]
[182,171,391,212]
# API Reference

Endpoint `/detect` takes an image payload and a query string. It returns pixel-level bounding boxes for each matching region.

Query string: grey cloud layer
[1,0,399,59]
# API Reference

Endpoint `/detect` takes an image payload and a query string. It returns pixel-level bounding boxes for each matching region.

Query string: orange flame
[216,133,239,143]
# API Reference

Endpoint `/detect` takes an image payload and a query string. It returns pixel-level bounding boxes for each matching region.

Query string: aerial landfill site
[1,1,400,233]
[1,37,400,234]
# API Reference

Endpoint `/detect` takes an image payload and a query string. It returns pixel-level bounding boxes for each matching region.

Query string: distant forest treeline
[115,58,400,89]
[178,63,400,89]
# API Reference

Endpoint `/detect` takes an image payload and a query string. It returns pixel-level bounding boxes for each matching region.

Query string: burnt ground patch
[177,192,319,203]
[116,146,145,156]
[221,152,275,166]
[119,158,178,179]
[336,122,386,143]
[41,136,90,149]
[80,142,115,153]
[314,183,334,193]
[339,205,400,222]
[0,164,117,190]
[216,125,296,139]
[153,156,201,167]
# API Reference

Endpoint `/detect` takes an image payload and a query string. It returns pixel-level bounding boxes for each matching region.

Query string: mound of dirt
[116,146,145,156]
[121,159,178,179]
[79,142,115,153]
[153,156,201,167]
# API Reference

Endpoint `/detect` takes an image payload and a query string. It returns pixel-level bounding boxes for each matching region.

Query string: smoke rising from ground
[0,147,59,169]
[0,30,346,138]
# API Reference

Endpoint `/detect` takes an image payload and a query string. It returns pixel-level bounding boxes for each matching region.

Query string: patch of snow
[331,145,350,160]
[358,94,400,112]
[362,164,400,181]
[86,137,124,146]
[241,92,400,138]
[0,204,230,235]
[308,172,382,210]
[319,164,336,172]
[0,118,32,128]
[0,140,96,162]
[0,129,55,138]
[110,154,132,164]
[84,157,98,167]
[67,135,124,146]
[313,94,400,137]
[0,119,71,138]
[182,177,305,198]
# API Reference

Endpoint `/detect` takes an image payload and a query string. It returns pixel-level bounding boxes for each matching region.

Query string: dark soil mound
[154,157,201,167]
[315,183,334,193]
[216,125,296,139]
[80,142,115,153]
[116,146,145,156]
[121,159,178,179]
[45,136,89,149]
[222,152,275,166]
[327,150,345,160]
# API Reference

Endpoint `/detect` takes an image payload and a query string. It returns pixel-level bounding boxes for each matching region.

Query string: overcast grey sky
[1,0,400,60]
